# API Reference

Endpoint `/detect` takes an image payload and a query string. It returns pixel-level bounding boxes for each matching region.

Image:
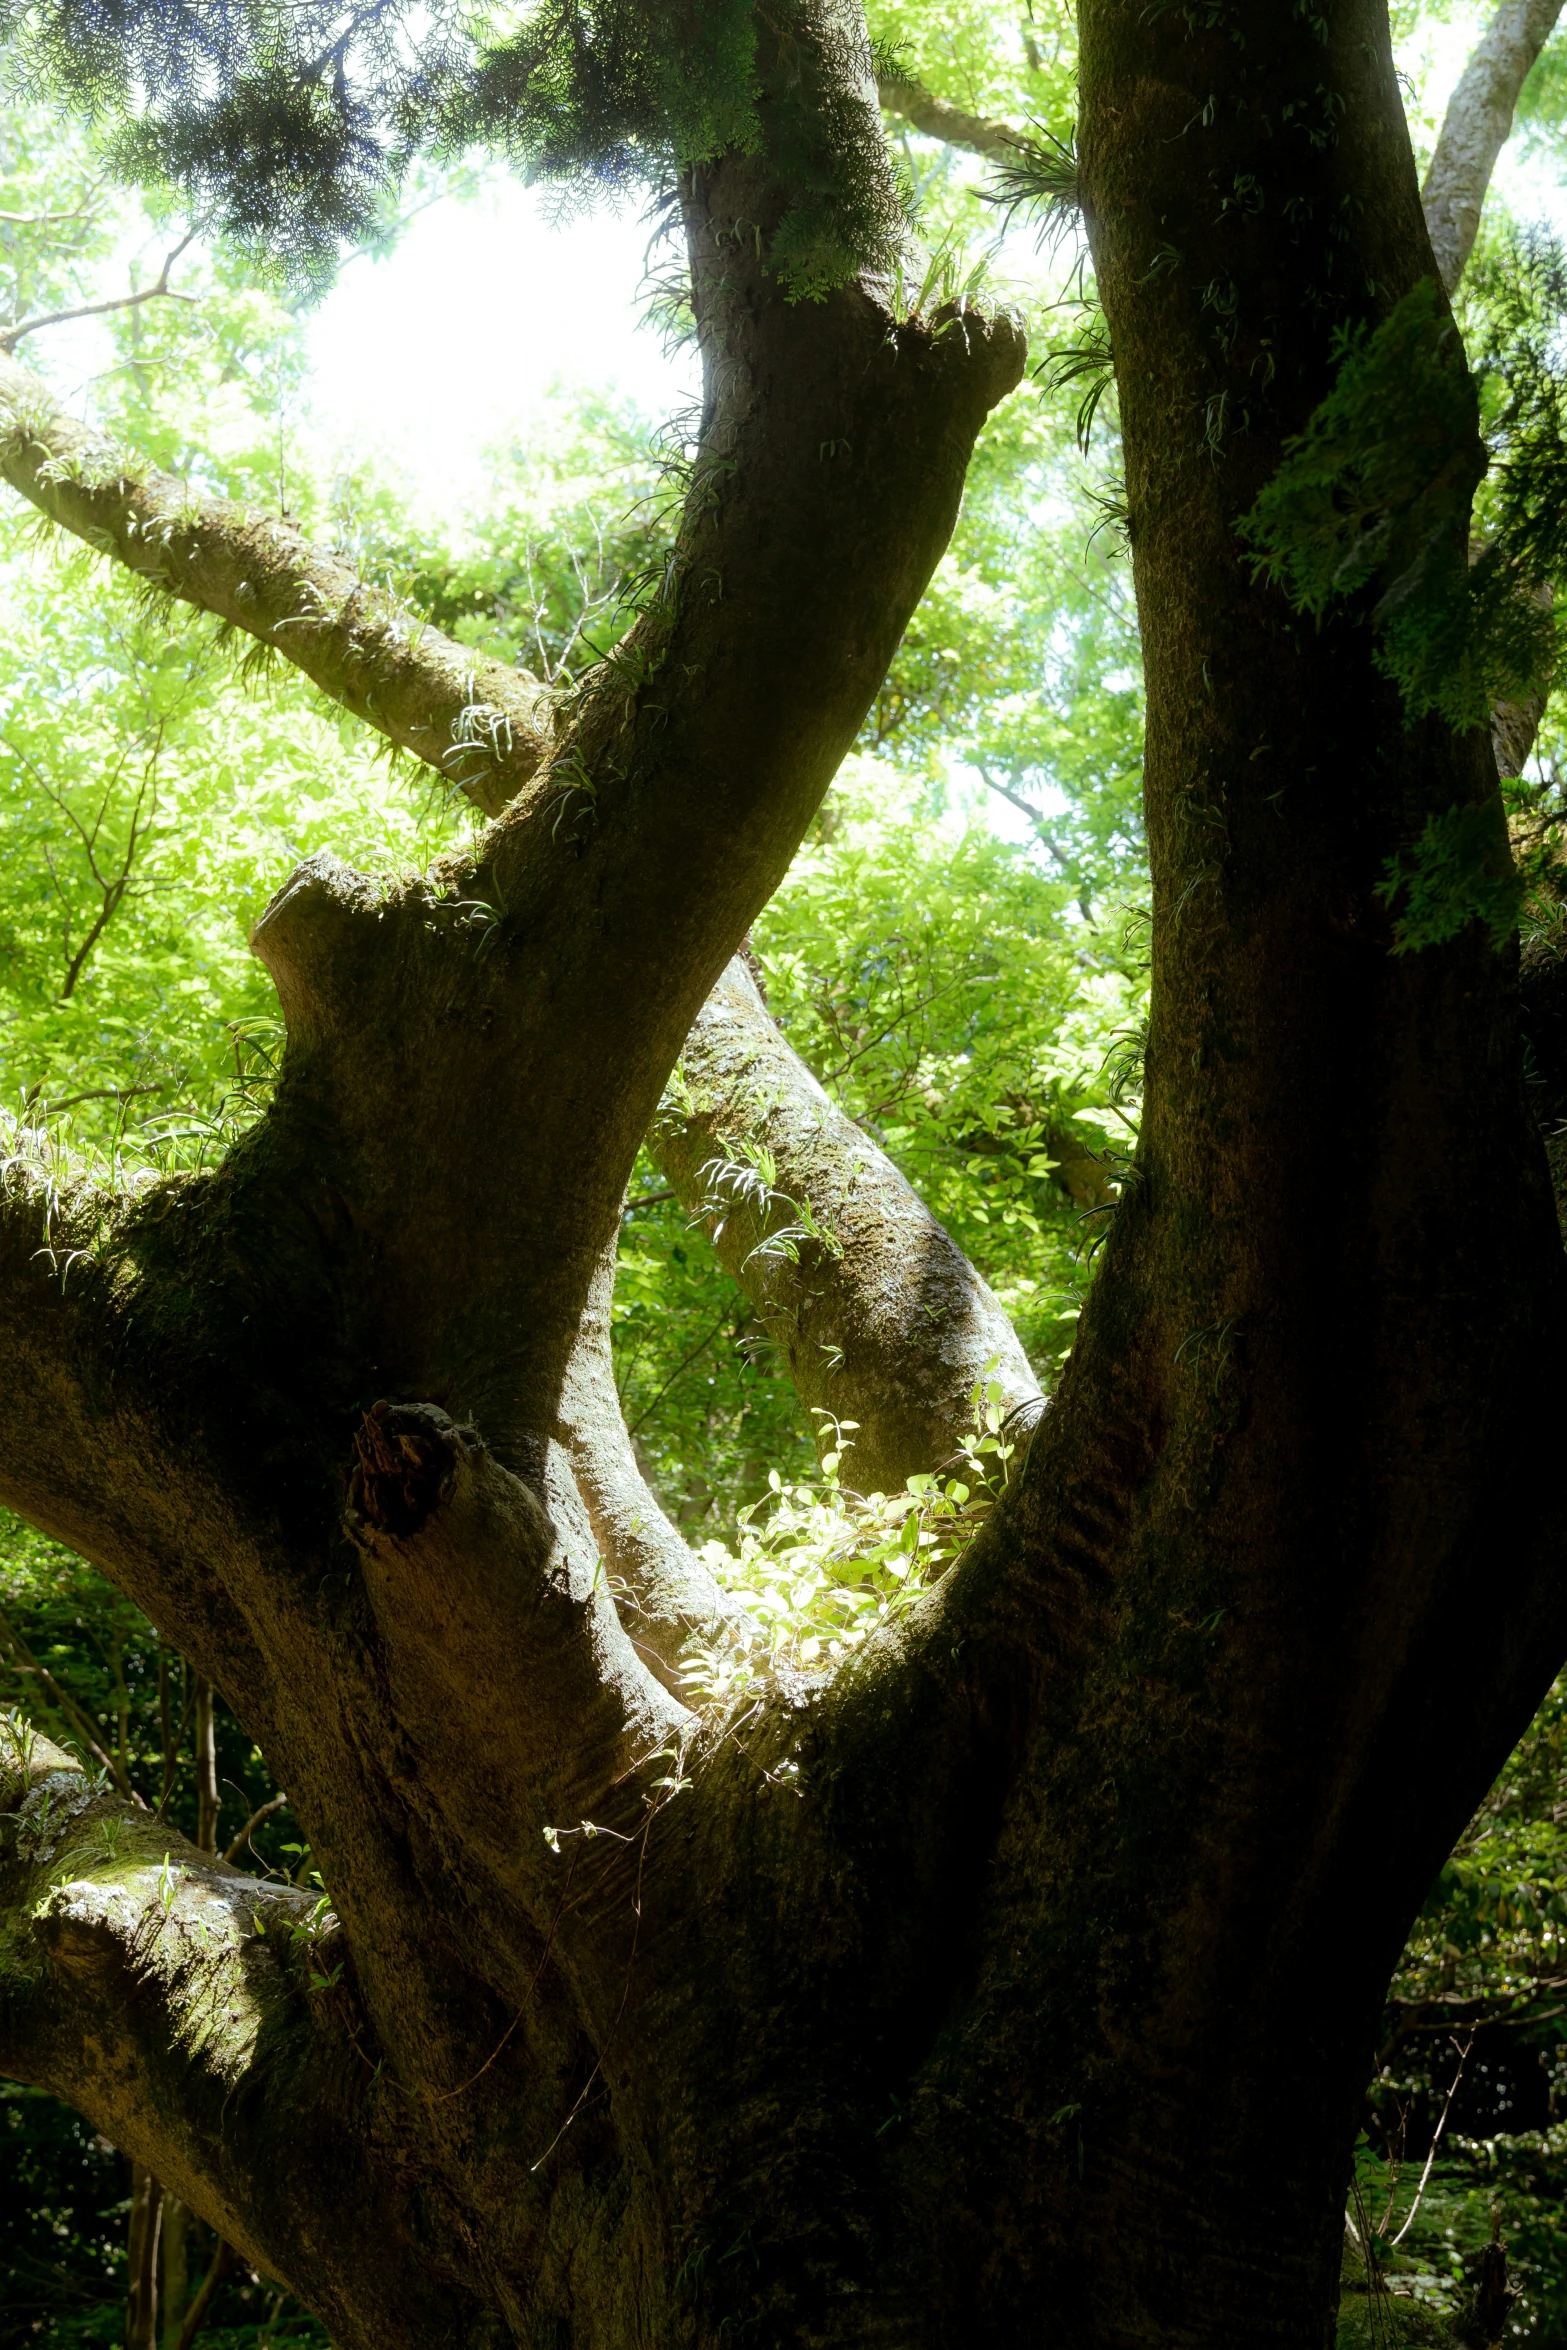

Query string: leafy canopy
[0,0,908,296]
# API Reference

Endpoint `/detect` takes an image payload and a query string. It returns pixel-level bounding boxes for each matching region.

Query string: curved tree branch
[0,1732,467,2350]
[647,955,1041,1498]
[1422,0,1565,290]
[876,74,1029,157]
[0,348,553,816]
[555,1238,739,1680]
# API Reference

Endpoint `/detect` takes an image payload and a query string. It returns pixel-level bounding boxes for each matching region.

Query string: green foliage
[0,0,908,299]
[0,531,448,1147]
[381,394,667,685]
[0,0,415,285]
[1464,235,1567,601]
[1376,802,1523,955]
[0,1512,299,1865]
[1241,240,1567,956]
[865,0,1074,126]
[866,393,1145,905]
[616,767,1144,1532]
[753,759,1143,1362]
[1243,250,1567,753]
[1349,1677,1567,2344]
[1239,279,1502,728]
[1512,29,1567,162]
[681,1367,1025,1701]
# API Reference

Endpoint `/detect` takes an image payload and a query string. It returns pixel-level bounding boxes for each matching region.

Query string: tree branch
[221,1792,289,1866]
[1423,0,1565,290]
[0,1731,464,2350]
[0,222,202,354]
[0,347,553,816]
[0,1114,280,1724]
[876,74,1030,157]
[342,1400,691,1876]
[175,2238,240,2350]
[555,1238,739,1681]
[647,956,1041,1498]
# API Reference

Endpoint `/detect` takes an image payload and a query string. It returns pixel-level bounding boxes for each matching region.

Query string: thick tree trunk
[1,3,1565,2345]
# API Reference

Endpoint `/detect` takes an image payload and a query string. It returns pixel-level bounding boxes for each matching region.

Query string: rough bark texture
[0,4,1564,2345]
[1422,0,1564,288]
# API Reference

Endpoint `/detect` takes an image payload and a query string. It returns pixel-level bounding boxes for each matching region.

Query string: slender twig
[624,1314,731,1436]
[0,222,201,353]
[59,737,162,999]
[0,199,102,227]
[1389,2031,1476,2249]
[221,1792,289,1866]
[428,1847,581,2105]
[976,766,1073,866]
[36,1083,166,1112]
[528,1748,692,2170]
[820,972,991,1087]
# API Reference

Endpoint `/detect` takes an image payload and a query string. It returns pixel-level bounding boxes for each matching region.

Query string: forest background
[1,0,1564,2342]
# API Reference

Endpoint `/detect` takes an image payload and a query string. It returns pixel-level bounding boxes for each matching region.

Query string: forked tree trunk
[0,3,1565,2345]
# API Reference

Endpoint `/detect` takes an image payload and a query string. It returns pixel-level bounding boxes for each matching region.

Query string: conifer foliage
[0,0,908,294]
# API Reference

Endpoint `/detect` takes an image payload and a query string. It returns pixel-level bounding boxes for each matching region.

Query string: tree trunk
[193,1680,217,1859]
[1,3,1565,2345]
[125,2166,163,2350]
[160,2199,188,2350]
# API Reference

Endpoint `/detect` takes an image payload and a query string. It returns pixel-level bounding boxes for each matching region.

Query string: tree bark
[160,2199,188,2350]
[125,2164,162,2350]
[175,2238,239,2350]
[647,953,1041,1496]
[1422,0,1564,290]
[876,74,1029,157]
[193,1681,217,1859]
[0,3,1564,2344]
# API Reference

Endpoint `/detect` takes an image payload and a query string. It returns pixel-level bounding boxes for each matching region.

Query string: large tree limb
[0,1733,470,2350]
[1422,0,1564,291]
[0,1115,280,1728]
[648,956,1041,1498]
[0,68,1035,2331]
[342,1399,691,1877]
[0,349,552,815]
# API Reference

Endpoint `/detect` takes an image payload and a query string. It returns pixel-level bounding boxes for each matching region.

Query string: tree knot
[348,1401,458,1537]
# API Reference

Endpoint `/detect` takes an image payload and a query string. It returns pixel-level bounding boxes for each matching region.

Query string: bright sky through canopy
[287,1,1561,519]
[303,180,701,521]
